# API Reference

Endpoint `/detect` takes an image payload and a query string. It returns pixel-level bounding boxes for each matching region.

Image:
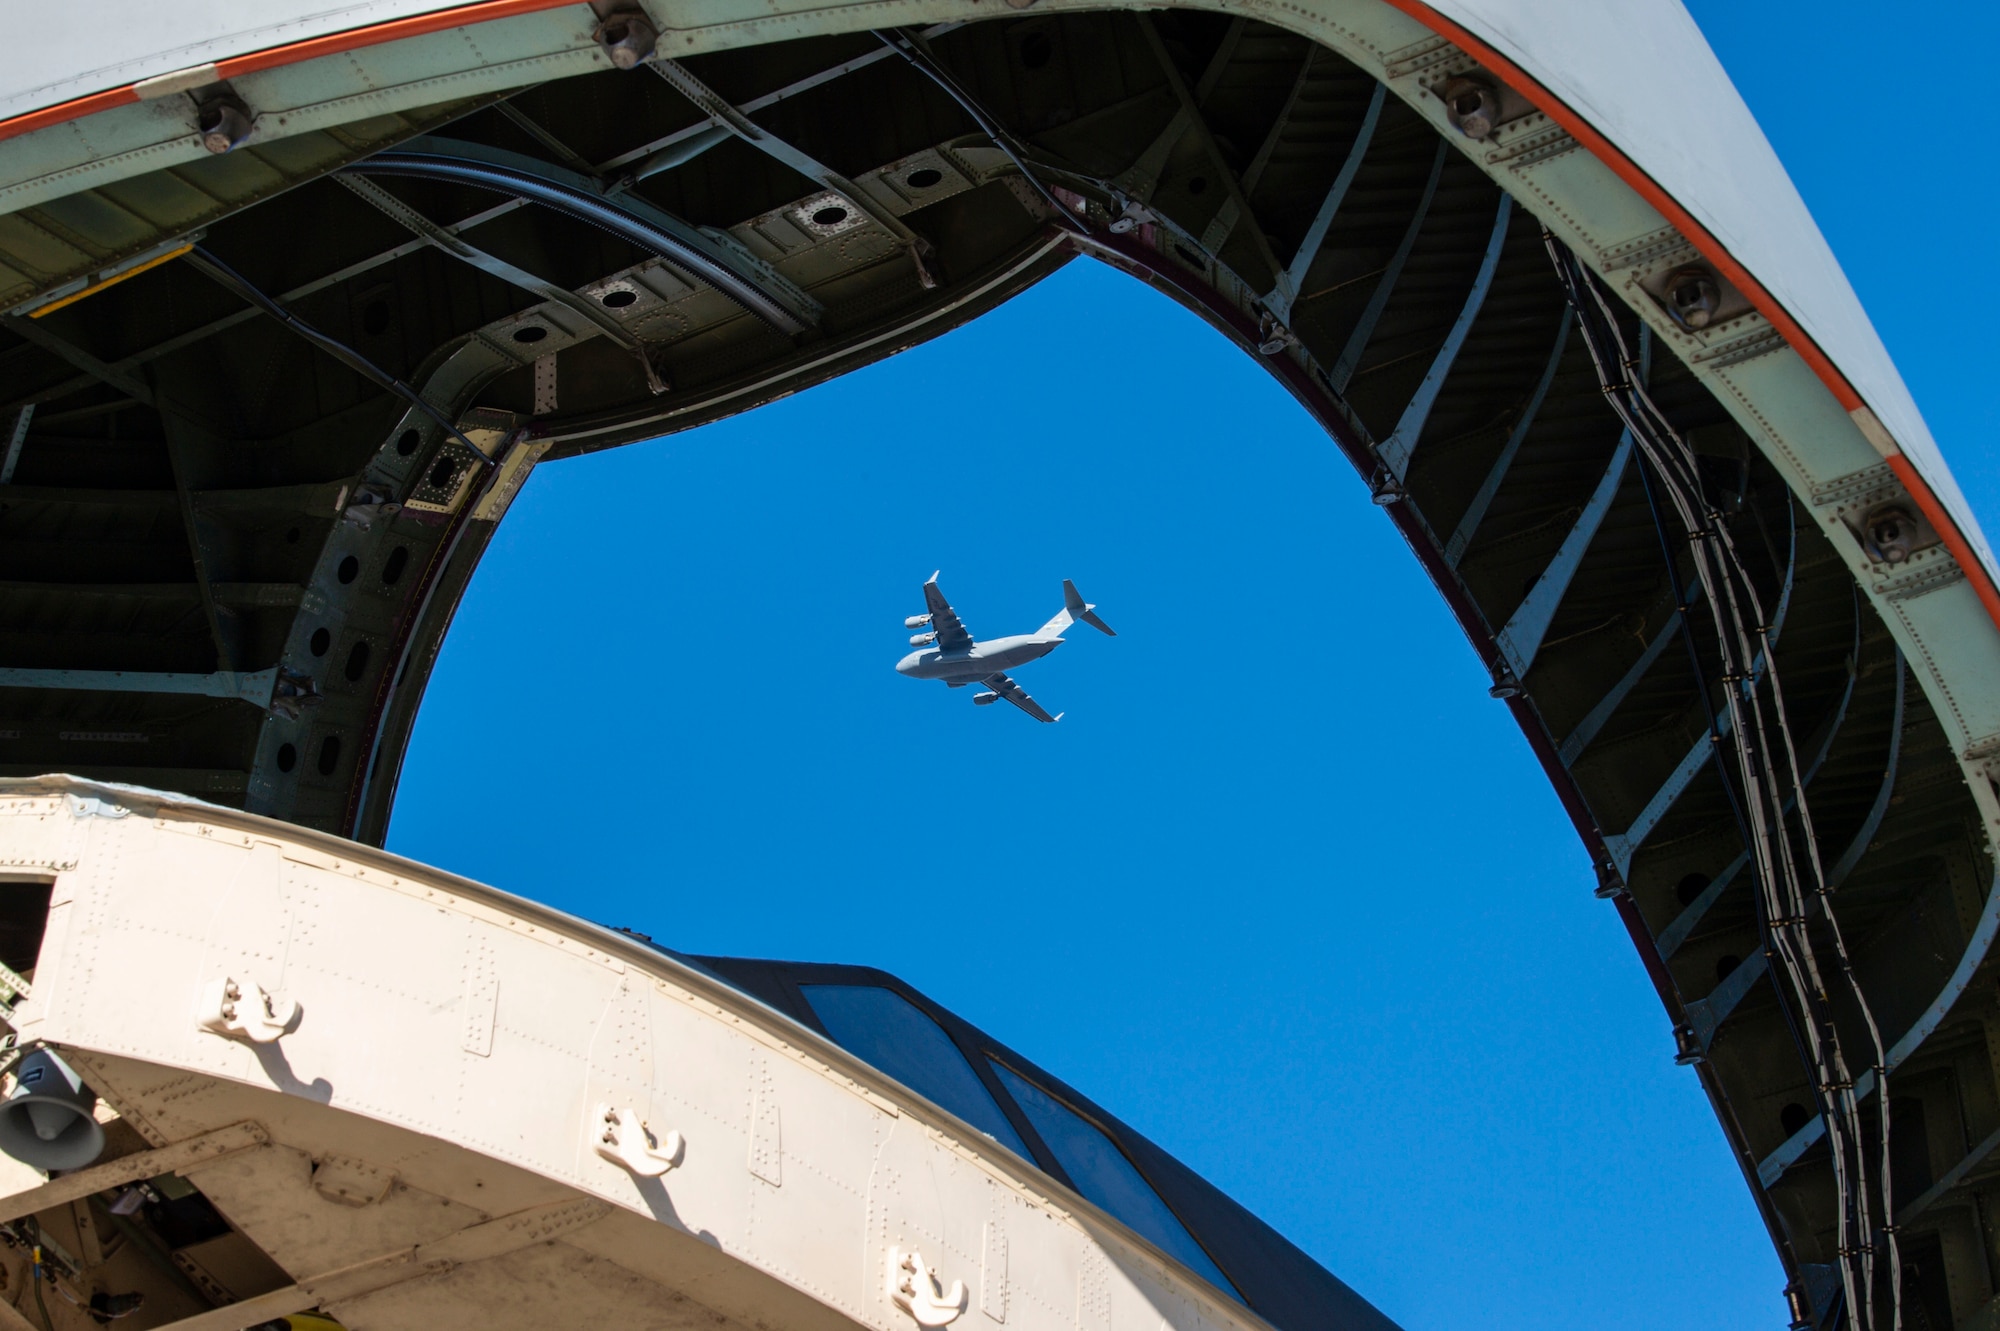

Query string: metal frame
[1376,193,1511,481]
[1265,83,1384,325]
[1323,141,1445,393]
[351,139,821,336]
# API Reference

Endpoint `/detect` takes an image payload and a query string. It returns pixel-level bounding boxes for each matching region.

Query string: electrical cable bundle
[1542,232,1901,1330]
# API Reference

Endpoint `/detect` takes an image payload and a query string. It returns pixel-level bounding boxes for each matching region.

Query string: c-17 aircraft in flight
[895,574,1116,722]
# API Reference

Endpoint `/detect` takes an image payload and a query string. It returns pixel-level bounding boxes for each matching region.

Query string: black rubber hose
[348,153,810,336]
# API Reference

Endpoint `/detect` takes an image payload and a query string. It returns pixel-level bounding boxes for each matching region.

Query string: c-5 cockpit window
[989,1061,1242,1301]
[800,985,1031,1159]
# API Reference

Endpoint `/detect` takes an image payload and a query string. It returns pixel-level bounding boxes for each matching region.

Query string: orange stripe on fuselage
[0,0,586,144]
[1380,0,2000,637]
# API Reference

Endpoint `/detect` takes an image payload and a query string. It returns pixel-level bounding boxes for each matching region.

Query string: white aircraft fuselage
[896,633,1062,684]
[895,575,1113,721]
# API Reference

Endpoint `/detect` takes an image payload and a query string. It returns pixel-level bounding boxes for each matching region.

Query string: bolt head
[1664,266,1721,330]
[1442,77,1498,140]
[1867,506,1917,563]
[197,101,252,154]
[595,14,659,69]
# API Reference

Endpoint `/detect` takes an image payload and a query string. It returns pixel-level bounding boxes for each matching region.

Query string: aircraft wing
[923,573,974,652]
[982,672,1059,723]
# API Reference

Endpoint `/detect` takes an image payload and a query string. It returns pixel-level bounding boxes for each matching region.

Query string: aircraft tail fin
[1041,579,1116,637]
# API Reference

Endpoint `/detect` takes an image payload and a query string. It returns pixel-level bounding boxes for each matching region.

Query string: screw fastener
[1442,77,1500,140]
[198,98,253,154]
[594,13,659,69]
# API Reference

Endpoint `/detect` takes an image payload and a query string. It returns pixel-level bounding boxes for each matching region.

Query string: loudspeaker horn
[0,1048,104,1171]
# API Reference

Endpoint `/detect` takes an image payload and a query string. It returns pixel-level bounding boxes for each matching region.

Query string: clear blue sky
[387,6,1995,1327]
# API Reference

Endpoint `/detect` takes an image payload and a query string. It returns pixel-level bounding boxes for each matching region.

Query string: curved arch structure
[1,3,1996,1327]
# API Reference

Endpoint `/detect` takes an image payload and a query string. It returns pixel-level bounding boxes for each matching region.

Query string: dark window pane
[802,985,1030,1159]
[989,1061,1240,1300]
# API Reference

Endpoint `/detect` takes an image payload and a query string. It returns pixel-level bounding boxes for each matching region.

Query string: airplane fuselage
[895,633,1062,684]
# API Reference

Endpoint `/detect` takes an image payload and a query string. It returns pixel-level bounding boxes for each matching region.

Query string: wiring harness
[1544,232,1901,1330]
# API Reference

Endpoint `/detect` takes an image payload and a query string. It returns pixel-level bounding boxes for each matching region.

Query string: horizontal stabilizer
[1062,579,1115,636]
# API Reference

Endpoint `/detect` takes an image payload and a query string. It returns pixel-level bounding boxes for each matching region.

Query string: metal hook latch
[593,1103,683,1177]
[888,1247,967,1328]
[196,976,299,1043]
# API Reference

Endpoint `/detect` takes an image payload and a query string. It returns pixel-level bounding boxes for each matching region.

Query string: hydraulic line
[1544,233,1901,1330]
[348,151,814,336]
[871,28,1090,237]
[333,172,668,397]
[29,1258,48,1331]
[1637,448,1849,1306]
[1565,242,1873,1321]
[1634,450,1757,879]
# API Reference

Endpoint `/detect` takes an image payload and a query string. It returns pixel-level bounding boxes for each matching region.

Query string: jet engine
[973,692,1000,705]
[909,632,937,647]
[904,615,932,629]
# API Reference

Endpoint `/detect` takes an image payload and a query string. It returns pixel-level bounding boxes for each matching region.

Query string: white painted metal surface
[0,1,485,121]
[0,777,1290,1331]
